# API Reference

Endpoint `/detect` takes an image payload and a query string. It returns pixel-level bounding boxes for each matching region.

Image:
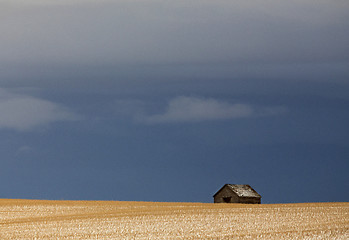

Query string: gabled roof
[213,184,261,198]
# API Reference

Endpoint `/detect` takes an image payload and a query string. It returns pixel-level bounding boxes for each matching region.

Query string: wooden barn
[213,184,261,204]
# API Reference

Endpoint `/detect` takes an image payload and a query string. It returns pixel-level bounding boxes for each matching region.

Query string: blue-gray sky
[1,0,348,203]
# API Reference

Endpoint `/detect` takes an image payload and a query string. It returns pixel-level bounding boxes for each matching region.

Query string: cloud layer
[143,96,285,124]
[1,0,348,66]
[0,89,79,131]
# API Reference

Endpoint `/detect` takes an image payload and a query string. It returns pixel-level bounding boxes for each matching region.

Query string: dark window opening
[223,197,231,203]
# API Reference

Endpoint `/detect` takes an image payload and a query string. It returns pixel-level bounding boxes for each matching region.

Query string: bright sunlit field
[0,199,348,239]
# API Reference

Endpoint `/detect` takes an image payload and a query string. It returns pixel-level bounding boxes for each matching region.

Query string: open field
[0,199,348,239]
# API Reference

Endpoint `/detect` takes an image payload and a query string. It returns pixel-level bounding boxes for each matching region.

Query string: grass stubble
[0,199,348,239]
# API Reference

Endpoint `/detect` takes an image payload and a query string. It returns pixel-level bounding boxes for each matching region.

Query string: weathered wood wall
[214,186,239,203]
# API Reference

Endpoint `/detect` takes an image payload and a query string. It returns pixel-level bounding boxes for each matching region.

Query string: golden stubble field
[0,199,348,239]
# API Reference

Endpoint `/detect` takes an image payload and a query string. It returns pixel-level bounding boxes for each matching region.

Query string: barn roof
[213,184,261,198]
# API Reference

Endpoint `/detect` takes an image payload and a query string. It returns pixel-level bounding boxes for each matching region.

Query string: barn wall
[214,186,240,203]
[239,197,261,204]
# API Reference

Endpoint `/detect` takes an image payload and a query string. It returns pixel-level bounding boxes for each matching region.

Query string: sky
[0,0,348,203]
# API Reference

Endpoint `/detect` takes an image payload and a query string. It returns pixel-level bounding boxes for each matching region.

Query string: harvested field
[0,199,348,239]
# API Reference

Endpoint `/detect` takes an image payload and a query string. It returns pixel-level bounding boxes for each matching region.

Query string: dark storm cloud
[0,0,348,132]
